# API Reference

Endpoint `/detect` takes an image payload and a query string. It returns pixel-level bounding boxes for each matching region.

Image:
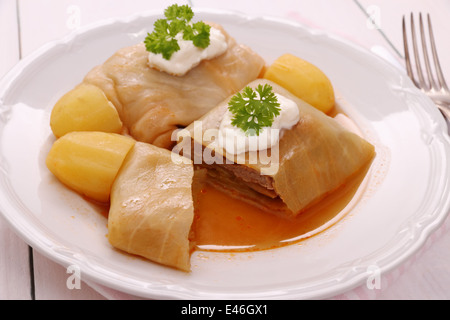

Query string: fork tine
[427,13,449,91]
[419,13,437,90]
[402,15,417,87]
[410,13,428,90]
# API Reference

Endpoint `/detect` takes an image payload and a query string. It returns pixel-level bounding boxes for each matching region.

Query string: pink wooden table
[1,0,449,300]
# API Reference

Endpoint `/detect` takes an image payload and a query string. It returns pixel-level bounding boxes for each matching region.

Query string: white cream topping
[148,27,228,76]
[218,93,300,155]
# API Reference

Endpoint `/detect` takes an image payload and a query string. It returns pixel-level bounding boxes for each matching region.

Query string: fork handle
[432,95,450,105]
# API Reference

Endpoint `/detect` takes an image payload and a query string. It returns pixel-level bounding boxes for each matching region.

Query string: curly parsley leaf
[164,3,194,21]
[228,84,281,136]
[144,4,211,60]
[144,19,180,60]
[183,21,211,49]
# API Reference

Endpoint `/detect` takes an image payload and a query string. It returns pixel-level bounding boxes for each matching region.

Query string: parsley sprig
[228,84,281,136]
[144,4,211,60]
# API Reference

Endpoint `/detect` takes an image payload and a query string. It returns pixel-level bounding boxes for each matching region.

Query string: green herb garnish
[144,4,211,60]
[228,84,281,136]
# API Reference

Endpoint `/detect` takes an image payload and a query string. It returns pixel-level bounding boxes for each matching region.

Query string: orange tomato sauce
[192,163,370,252]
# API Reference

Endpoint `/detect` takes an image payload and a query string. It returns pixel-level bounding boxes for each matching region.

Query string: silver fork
[402,13,450,120]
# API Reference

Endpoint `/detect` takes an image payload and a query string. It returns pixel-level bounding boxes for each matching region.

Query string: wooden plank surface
[0,0,31,300]
[1,0,449,300]
[17,0,189,57]
[358,0,450,77]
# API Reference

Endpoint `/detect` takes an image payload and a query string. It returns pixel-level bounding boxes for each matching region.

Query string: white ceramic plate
[1,9,450,300]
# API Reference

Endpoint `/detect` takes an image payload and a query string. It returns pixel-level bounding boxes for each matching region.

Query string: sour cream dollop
[148,27,228,76]
[218,93,300,155]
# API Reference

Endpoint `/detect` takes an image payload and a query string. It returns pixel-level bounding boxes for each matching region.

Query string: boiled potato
[46,131,135,203]
[50,83,123,138]
[264,54,335,113]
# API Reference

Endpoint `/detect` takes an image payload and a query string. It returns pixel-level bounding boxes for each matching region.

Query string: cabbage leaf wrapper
[82,23,265,149]
[179,79,376,217]
[108,142,194,272]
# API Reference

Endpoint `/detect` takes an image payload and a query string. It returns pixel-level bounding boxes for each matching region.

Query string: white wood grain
[357,0,450,79]
[3,0,450,300]
[17,0,189,57]
[379,220,450,299]
[0,0,32,300]
[192,0,398,60]
[0,217,31,299]
[33,251,106,300]
[0,0,21,76]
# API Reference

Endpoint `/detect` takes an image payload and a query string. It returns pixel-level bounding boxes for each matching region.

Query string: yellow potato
[46,131,135,203]
[50,83,123,138]
[264,54,335,113]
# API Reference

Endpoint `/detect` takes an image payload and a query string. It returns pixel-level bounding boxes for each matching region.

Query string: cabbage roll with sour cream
[82,22,265,149]
[176,79,375,218]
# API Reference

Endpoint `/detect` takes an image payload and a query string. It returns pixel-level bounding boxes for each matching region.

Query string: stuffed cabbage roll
[178,79,375,217]
[82,22,265,149]
[108,142,194,272]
